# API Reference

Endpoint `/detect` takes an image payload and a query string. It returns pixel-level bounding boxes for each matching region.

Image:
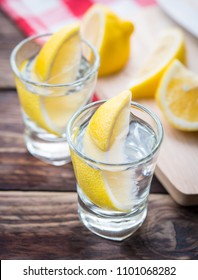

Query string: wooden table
[0,11,197,260]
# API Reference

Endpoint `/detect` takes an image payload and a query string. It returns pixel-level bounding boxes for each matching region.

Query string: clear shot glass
[10,34,99,166]
[66,100,163,241]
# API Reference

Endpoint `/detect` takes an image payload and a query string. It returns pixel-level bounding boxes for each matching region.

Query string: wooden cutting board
[96,5,198,206]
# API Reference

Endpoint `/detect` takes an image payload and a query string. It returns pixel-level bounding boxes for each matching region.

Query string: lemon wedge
[71,90,135,212]
[86,90,131,151]
[156,59,198,131]
[34,22,81,84]
[81,4,134,76]
[16,23,84,136]
[129,28,186,99]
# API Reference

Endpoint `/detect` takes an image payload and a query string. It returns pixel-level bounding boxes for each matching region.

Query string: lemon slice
[86,90,131,151]
[156,59,198,131]
[16,23,83,136]
[71,90,135,212]
[81,4,134,76]
[129,28,186,99]
[35,22,81,83]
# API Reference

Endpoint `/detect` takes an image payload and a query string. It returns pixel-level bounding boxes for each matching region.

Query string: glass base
[24,128,71,166]
[78,192,147,241]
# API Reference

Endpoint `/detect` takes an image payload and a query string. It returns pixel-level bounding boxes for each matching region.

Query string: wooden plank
[0,152,76,191]
[0,90,166,193]
[96,6,198,205]
[141,99,198,205]
[0,11,25,88]
[0,191,197,260]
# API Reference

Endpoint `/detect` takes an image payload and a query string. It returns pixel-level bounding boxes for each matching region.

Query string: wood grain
[0,191,197,260]
[0,12,25,88]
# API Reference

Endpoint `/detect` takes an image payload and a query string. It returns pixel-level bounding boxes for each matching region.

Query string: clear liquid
[74,115,158,214]
[23,55,91,89]
[75,114,157,164]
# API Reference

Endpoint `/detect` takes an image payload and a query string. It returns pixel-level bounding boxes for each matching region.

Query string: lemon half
[156,59,198,131]
[81,4,134,76]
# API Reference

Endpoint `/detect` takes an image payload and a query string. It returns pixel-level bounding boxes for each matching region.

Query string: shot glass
[66,101,163,241]
[10,34,99,166]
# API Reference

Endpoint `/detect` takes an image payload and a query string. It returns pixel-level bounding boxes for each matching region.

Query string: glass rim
[66,100,164,167]
[10,33,100,88]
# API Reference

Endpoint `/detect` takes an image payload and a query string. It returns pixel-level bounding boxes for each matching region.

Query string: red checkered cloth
[0,0,156,36]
